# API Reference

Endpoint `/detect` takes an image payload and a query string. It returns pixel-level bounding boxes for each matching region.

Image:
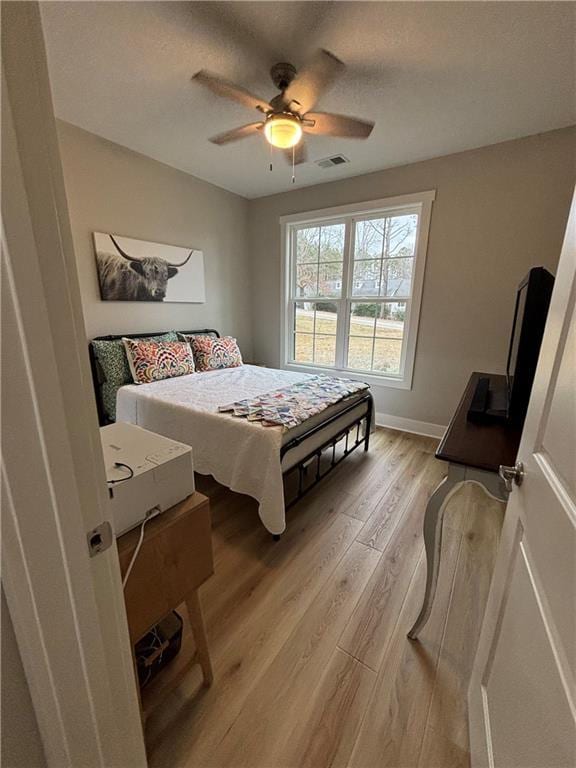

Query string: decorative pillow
[185,334,243,372]
[91,331,178,421]
[123,339,195,384]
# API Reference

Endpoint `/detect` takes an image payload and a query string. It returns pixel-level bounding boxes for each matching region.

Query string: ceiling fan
[192,49,375,166]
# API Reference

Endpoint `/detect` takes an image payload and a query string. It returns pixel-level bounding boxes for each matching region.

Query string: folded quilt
[218,375,370,430]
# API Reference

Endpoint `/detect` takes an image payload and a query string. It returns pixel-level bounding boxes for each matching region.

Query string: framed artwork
[93,232,205,303]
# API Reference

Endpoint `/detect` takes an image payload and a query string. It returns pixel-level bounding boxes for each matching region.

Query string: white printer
[100,422,195,536]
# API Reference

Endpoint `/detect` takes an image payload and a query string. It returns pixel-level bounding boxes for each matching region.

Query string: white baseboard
[375,412,446,439]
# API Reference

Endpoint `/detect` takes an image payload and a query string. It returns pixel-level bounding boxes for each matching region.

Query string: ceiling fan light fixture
[264,114,303,149]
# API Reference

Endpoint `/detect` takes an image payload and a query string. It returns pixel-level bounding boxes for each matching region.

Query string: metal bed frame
[281,392,373,506]
[88,328,373,529]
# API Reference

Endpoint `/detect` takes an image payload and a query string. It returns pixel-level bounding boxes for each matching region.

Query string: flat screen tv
[467,266,554,426]
[506,266,554,425]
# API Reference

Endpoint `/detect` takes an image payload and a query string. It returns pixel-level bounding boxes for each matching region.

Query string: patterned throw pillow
[91,331,178,421]
[185,334,243,372]
[123,339,196,384]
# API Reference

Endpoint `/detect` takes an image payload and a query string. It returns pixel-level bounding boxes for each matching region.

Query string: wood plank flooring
[146,428,505,768]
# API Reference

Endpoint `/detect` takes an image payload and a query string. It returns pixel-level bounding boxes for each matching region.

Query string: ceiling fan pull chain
[292,145,295,184]
[269,140,273,172]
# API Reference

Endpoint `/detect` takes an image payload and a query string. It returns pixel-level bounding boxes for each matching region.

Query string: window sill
[283,362,412,390]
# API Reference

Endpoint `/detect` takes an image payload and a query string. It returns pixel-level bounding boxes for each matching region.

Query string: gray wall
[57,121,253,360]
[248,127,575,427]
[1,588,47,768]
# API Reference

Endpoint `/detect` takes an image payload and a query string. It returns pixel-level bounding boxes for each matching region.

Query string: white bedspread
[116,365,316,534]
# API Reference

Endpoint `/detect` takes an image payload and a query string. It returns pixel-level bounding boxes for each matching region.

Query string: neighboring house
[301,276,411,297]
[351,276,411,297]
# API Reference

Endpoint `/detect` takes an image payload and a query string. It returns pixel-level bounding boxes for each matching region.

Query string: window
[282,191,435,388]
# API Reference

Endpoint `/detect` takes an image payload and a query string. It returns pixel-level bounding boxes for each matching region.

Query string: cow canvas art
[93,232,205,303]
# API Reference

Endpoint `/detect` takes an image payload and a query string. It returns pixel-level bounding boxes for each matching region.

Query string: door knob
[499,461,524,492]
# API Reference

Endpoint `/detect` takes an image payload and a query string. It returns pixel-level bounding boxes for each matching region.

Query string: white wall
[248,127,576,429]
[57,121,253,360]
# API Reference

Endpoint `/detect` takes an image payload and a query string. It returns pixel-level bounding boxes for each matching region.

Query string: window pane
[348,301,406,374]
[294,302,338,366]
[352,259,381,296]
[296,263,318,297]
[373,338,402,374]
[319,224,345,262]
[314,335,336,366]
[314,302,338,335]
[297,227,319,264]
[318,262,343,297]
[354,214,418,259]
[294,333,313,363]
[384,214,418,258]
[294,302,315,333]
[347,336,374,371]
[355,219,384,259]
[380,258,413,297]
[375,301,406,338]
[350,302,377,337]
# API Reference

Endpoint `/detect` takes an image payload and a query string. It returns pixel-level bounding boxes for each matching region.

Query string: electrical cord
[107,462,134,484]
[122,506,162,590]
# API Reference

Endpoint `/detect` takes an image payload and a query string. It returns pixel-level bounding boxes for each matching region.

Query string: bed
[89,329,373,535]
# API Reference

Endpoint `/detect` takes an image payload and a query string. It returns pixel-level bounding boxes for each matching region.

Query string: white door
[468,190,576,768]
[2,4,146,766]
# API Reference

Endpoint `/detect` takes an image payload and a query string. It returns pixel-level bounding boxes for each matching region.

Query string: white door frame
[2,4,146,766]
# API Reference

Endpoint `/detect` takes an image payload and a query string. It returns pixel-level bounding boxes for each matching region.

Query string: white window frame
[280,190,435,390]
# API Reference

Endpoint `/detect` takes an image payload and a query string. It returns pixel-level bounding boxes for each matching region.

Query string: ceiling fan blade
[193,70,270,113]
[283,49,345,115]
[209,122,264,145]
[303,112,374,138]
[283,142,308,166]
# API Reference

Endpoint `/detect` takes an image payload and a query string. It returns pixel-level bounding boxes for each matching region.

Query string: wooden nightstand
[117,492,213,719]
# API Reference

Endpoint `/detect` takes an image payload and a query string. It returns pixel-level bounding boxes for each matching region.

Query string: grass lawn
[294,309,403,373]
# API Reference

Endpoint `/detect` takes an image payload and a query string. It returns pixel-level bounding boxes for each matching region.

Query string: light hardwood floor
[146,428,505,768]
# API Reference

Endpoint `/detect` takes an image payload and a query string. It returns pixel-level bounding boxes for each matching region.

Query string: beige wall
[57,121,253,359]
[248,127,575,428]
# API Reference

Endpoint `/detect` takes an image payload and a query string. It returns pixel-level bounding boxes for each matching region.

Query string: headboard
[89,328,220,426]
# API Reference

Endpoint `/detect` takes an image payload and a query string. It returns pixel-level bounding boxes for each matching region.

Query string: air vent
[316,155,350,169]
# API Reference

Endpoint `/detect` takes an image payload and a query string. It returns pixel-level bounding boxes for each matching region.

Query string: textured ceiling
[41,1,575,199]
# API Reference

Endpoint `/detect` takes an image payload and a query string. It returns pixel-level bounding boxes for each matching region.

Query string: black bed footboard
[281,392,373,509]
